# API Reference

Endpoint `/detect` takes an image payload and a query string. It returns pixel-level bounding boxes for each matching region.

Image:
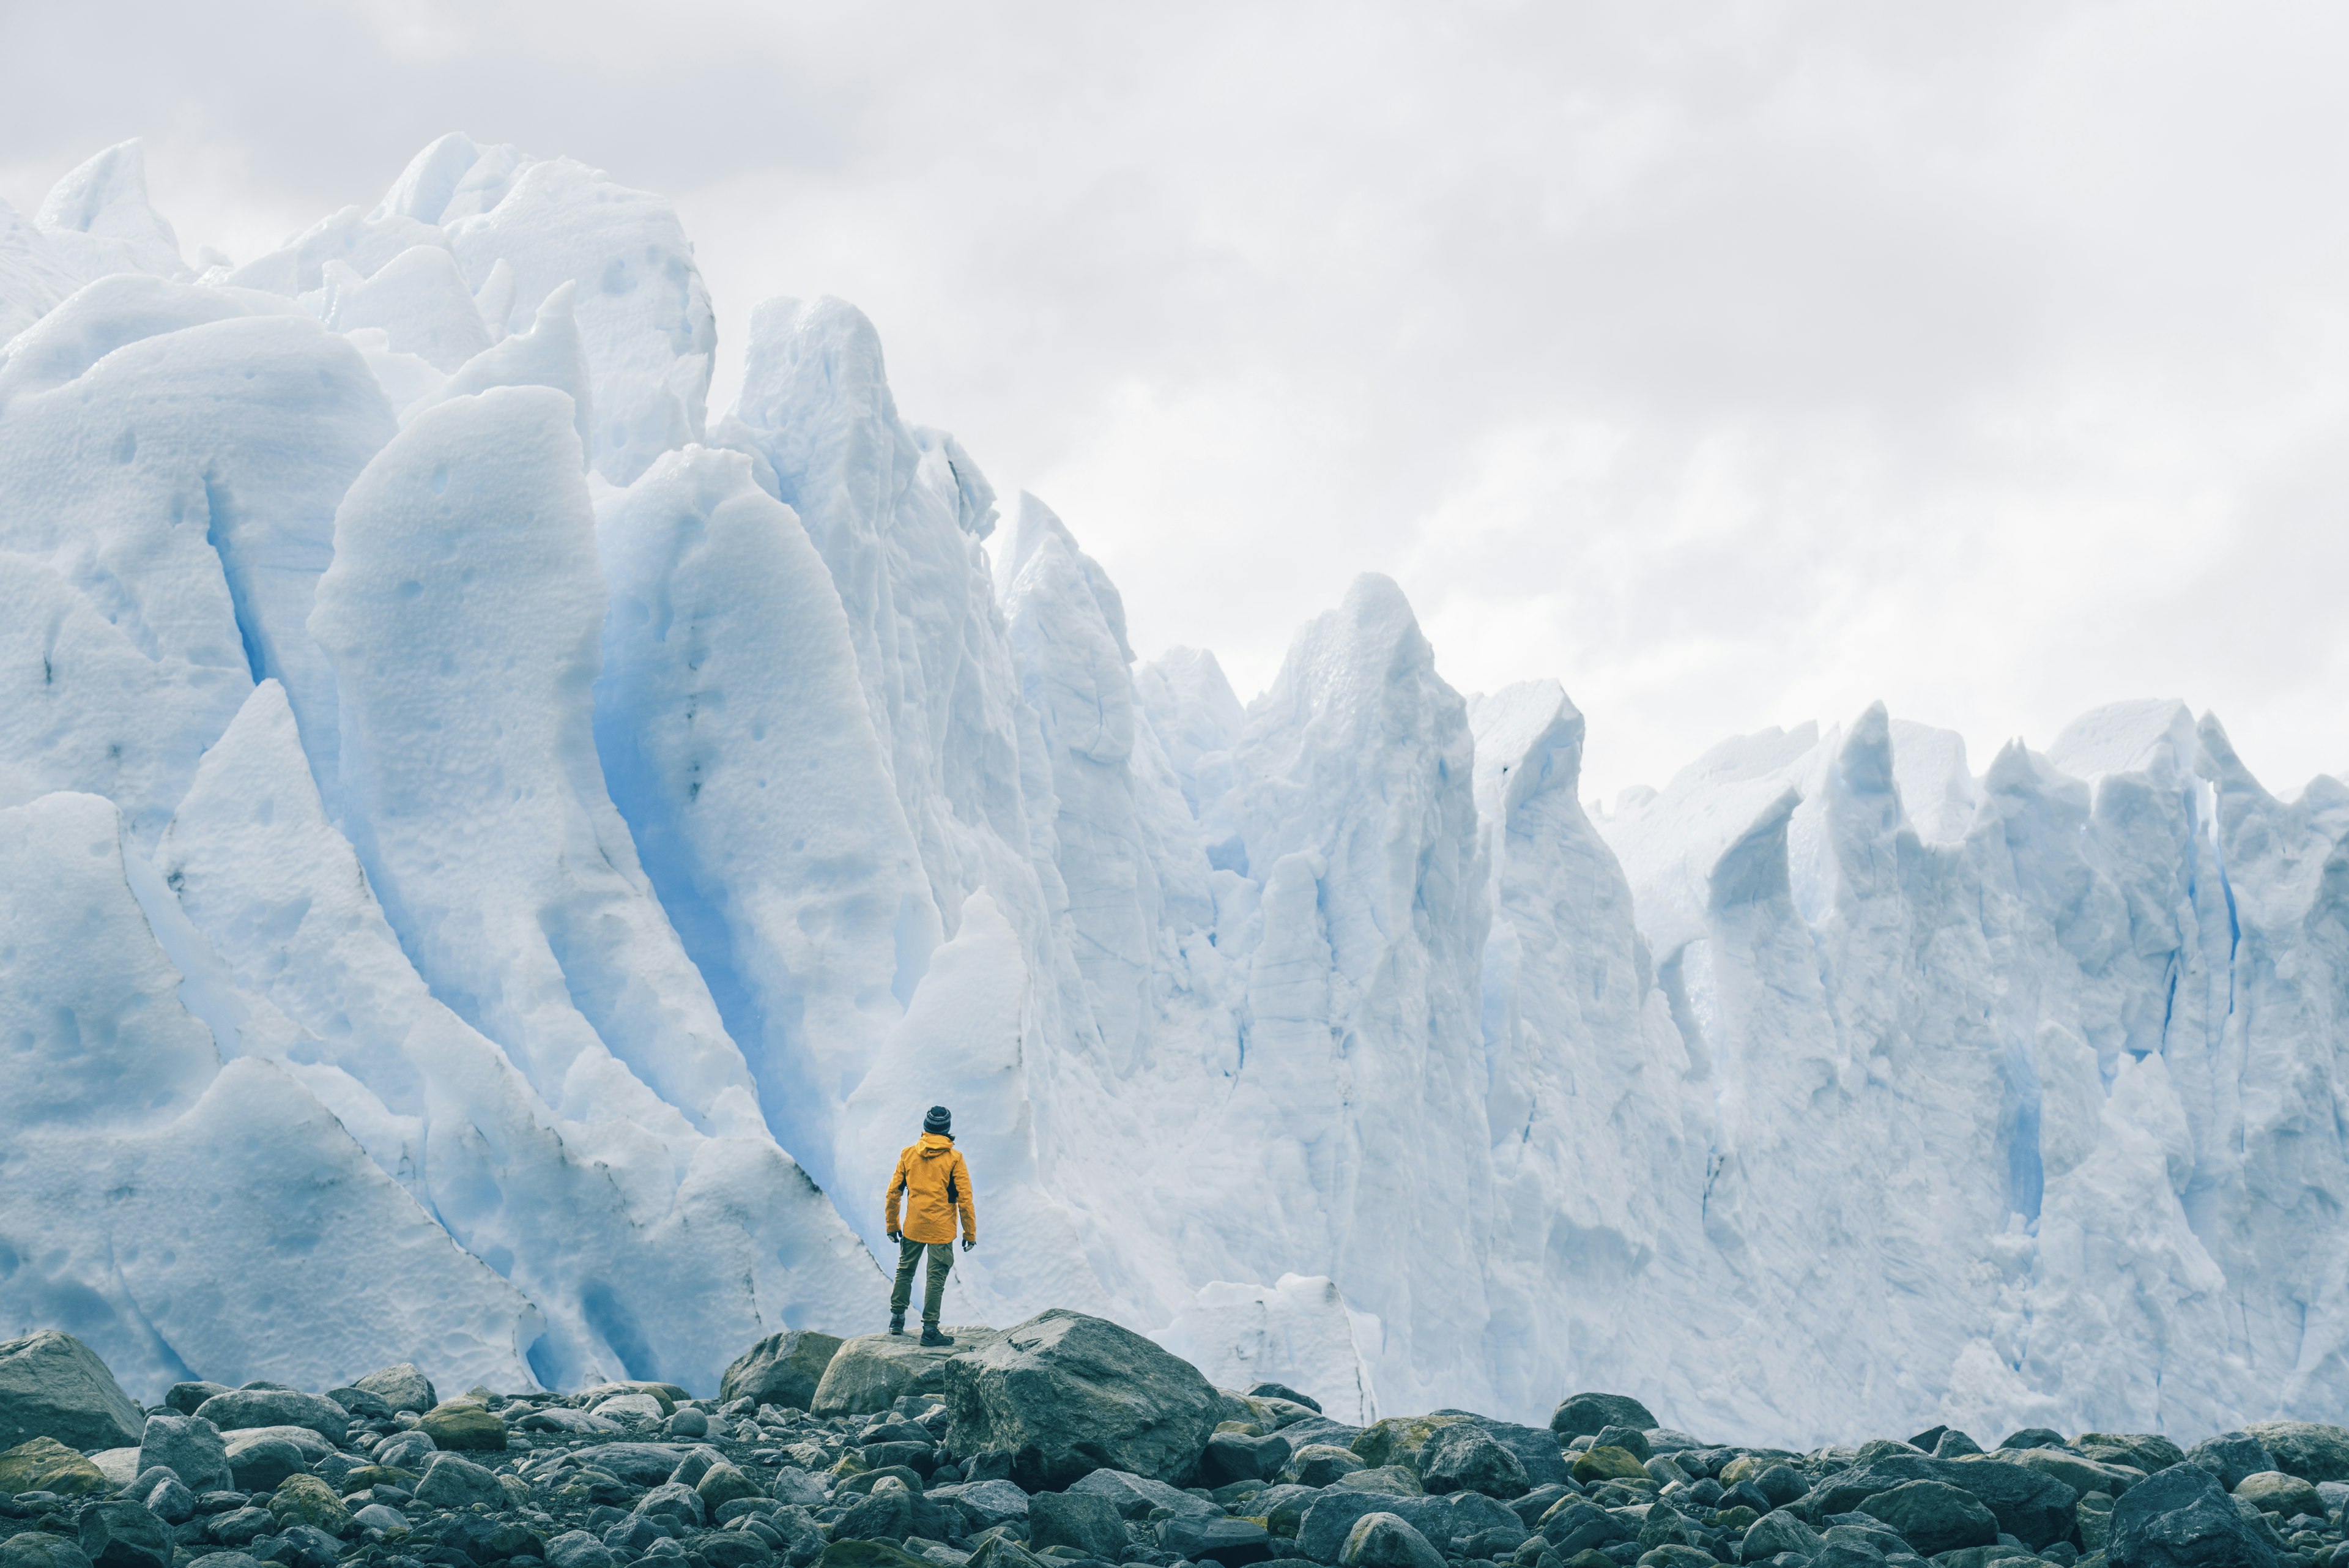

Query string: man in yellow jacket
[885,1105,976,1345]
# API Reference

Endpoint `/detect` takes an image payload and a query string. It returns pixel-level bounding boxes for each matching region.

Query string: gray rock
[166,1385,233,1419]
[931,1477,1033,1530]
[813,1331,1003,1419]
[1755,1466,1813,1509]
[2230,1473,2320,1519]
[1066,1468,1200,1520]
[1548,1395,1657,1442]
[1,1535,96,1568]
[770,1466,828,1507]
[1205,1432,1296,1487]
[1026,1491,1128,1559]
[224,1438,306,1494]
[352,1365,437,1416]
[1937,1433,1988,1460]
[1994,1451,2147,1500]
[184,1556,259,1568]
[0,1333,144,1454]
[260,1523,344,1568]
[722,1332,846,1413]
[139,1474,196,1525]
[191,1392,347,1446]
[546,1533,618,1568]
[1297,1492,1454,1563]
[1340,1512,1442,1568]
[1442,1492,1524,1542]
[1742,1509,1825,1560]
[1288,1445,1369,1487]
[666,1409,710,1439]
[77,1503,172,1568]
[2000,1433,2070,1454]
[585,1443,693,1486]
[834,1482,952,1545]
[89,1447,142,1487]
[371,1430,437,1471]
[203,1510,273,1548]
[1857,1481,2000,1556]
[1250,1384,1324,1414]
[1808,1457,2079,1550]
[2082,1440,2188,1476]
[351,1504,409,1535]
[412,1452,508,1510]
[2109,1464,2278,1568]
[138,1413,230,1494]
[2240,1425,2349,1485]
[1160,1514,1276,1567]
[2185,1438,2276,1494]
[942,1309,1222,1490]
[1590,1427,1651,1463]
[637,1481,707,1531]
[1419,1426,1529,1500]
[603,1516,669,1556]
[1461,1421,1573,1490]
[1537,1501,1633,1558]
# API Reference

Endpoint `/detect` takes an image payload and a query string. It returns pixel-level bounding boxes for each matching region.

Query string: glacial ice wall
[1,137,2344,1447]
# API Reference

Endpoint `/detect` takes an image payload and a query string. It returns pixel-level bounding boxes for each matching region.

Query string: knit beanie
[924,1105,952,1135]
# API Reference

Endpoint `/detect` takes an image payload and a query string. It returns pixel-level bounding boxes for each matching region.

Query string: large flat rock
[811,1328,1001,1418]
[0,1332,143,1453]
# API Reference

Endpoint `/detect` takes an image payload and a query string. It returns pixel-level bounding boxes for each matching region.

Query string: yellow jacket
[886,1133,976,1244]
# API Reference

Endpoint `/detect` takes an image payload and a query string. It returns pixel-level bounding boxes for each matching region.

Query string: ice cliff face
[2,138,2345,1446]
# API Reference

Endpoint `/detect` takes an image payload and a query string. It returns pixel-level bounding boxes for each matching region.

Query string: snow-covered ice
[2,135,2345,1446]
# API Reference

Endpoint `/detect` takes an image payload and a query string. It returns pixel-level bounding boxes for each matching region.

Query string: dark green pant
[890,1237,953,1326]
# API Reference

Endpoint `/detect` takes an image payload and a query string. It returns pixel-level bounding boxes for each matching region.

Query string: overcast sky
[4,1,2344,805]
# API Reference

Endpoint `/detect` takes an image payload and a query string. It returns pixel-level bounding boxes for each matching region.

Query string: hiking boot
[919,1326,954,1347]
[888,1313,905,1336]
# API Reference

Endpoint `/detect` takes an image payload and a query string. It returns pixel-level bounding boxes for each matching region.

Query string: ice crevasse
[2,134,2346,1445]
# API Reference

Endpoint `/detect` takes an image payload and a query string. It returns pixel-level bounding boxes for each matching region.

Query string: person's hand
[887,1231,900,1244]
[962,1238,974,1253]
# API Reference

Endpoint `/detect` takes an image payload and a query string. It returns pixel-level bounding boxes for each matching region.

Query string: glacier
[1,135,2345,1447]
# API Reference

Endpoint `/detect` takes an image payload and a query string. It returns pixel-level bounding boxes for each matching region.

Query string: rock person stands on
[884,1104,976,1346]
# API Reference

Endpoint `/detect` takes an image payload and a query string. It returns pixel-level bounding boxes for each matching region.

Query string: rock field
[2,1317,2337,1568]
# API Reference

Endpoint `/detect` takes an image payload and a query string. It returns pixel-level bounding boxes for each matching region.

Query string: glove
[886,1231,900,1244]
[962,1238,975,1253]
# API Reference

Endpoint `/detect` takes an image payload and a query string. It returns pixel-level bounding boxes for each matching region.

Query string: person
[884,1104,976,1345]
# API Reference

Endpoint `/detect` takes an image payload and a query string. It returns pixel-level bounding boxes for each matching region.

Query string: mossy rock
[0,1438,109,1498]
[268,1474,353,1536]
[418,1402,508,1452]
[1572,1446,1650,1485]
[1350,1416,1471,1472]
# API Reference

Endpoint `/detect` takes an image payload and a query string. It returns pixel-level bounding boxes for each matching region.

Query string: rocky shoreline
[2,1316,2336,1568]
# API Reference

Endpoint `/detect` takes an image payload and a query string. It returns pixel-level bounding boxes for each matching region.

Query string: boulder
[700,1462,768,1509]
[1288,1445,1368,1487]
[267,1475,352,1536]
[1340,1512,1443,1568]
[2110,1463,2279,1568]
[2241,1425,2349,1485]
[1590,1426,1651,1462]
[1066,1467,1195,1520]
[191,1391,347,1444]
[373,1430,437,1471]
[1,1534,95,1568]
[1539,1502,1633,1558]
[165,1384,232,1418]
[2231,1473,2321,1518]
[77,1503,173,1568]
[1808,1455,2080,1549]
[88,1449,141,1487]
[942,1310,1220,1490]
[935,1476,1034,1529]
[546,1531,617,1568]
[350,1503,409,1536]
[2000,1430,2071,1452]
[1351,1417,1471,1472]
[814,1330,1002,1418]
[636,1480,707,1531]
[1993,1449,2144,1499]
[1205,1432,1296,1485]
[2085,1438,2189,1475]
[723,1332,846,1412]
[1417,1425,1529,1499]
[582,1443,692,1485]
[1753,1465,1811,1508]
[1337,1465,1423,1496]
[1250,1383,1323,1414]
[0,1436,111,1496]
[137,1413,230,1493]
[592,1392,667,1424]
[413,1452,509,1510]
[138,1472,194,1525]
[1856,1479,2000,1555]
[1027,1490,1130,1559]
[1296,1492,1452,1563]
[2186,1436,2277,1493]
[1160,1513,1276,1567]
[202,1510,272,1548]
[817,1544,936,1568]
[1740,1509,1824,1560]
[832,1480,951,1545]
[0,1334,144,1453]
[1548,1395,1656,1441]
[185,1557,260,1568]
[224,1436,307,1493]
[419,1400,507,1451]
[1461,1421,1573,1490]
[1570,1447,1648,1485]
